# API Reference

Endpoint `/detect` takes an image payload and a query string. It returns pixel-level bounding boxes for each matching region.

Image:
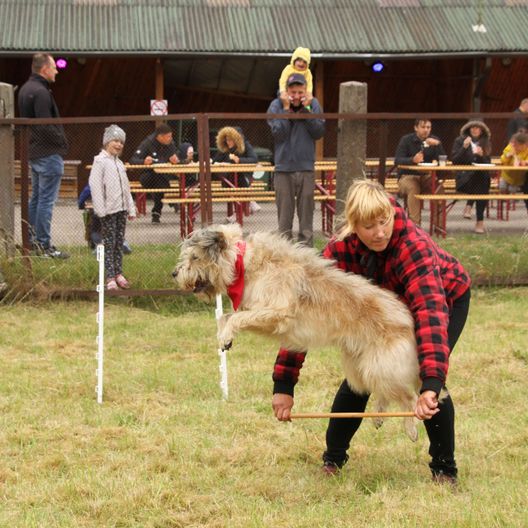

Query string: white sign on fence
[150,99,168,116]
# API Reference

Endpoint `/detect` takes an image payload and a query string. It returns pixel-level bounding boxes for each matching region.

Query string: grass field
[1,288,527,527]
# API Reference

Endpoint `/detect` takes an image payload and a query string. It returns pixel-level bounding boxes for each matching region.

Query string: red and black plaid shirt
[272,202,470,396]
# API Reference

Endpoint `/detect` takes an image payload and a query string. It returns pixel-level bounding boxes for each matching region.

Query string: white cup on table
[438,155,447,166]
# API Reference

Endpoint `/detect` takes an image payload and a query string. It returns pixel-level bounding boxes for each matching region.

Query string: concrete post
[336,81,367,218]
[0,82,15,256]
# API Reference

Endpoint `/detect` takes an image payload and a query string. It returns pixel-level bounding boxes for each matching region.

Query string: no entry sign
[150,99,168,116]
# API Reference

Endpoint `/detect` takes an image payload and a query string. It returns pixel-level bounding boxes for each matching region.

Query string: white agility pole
[95,244,105,404]
[215,294,229,400]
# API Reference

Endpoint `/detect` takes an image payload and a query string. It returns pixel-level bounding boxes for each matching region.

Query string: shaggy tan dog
[174,224,420,440]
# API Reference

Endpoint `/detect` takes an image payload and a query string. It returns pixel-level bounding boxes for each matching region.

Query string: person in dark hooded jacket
[450,120,492,234]
[129,124,178,223]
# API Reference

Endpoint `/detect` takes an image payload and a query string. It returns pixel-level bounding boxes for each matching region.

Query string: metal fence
[2,112,528,292]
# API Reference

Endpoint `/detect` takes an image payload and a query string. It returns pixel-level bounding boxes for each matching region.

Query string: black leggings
[323,288,471,477]
[458,174,490,221]
[101,210,127,279]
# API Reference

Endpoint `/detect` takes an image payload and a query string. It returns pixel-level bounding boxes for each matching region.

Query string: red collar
[226,241,246,311]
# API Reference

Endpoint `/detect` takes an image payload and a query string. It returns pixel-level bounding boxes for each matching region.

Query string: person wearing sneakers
[18,53,70,259]
[450,120,492,234]
[394,119,446,226]
[272,180,471,487]
[129,124,179,223]
[212,126,260,222]
[89,125,136,290]
[278,47,313,108]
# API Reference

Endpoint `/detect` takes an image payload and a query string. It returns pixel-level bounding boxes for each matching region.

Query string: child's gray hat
[103,124,126,145]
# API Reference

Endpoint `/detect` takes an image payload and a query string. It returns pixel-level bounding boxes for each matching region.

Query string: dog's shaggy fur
[174,224,420,440]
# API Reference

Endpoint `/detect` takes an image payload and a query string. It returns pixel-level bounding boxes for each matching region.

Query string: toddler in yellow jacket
[500,131,528,192]
[278,47,313,105]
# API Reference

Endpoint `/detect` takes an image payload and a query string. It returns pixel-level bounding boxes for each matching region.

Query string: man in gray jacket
[267,73,325,247]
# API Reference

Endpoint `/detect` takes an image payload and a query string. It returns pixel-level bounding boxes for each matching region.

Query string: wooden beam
[315,61,325,161]
[155,58,164,100]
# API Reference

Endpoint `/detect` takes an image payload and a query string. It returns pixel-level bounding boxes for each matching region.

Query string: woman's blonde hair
[338,179,393,239]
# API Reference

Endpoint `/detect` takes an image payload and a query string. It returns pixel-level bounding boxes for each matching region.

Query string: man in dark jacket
[394,119,446,226]
[506,98,528,141]
[18,53,69,258]
[267,73,325,247]
[129,124,178,223]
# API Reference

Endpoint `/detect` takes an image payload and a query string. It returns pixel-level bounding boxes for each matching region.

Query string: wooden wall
[1,55,527,117]
[1,55,527,162]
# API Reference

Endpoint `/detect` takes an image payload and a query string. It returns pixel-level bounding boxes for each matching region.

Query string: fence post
[336,81,367,218]
[377,120,388,186]
[0,83,15,257]
[19,126,31,250]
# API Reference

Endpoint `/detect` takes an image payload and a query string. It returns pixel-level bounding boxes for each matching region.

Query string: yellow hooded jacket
[500,143,528,186]
[278,47,313,94]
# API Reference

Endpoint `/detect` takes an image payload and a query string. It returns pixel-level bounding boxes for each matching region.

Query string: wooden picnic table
[154,162,337,237]
[398,163,528,237]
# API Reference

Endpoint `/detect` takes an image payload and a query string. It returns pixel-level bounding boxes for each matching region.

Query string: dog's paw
[373,417,384,429]
[217,327,234,351]
[404,418,418,442]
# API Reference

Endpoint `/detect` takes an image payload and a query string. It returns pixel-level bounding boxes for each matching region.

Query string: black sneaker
[40,245,70,259]
[152,214,161,224]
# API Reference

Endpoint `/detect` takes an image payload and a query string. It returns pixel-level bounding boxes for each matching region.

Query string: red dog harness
[226,241,246,311]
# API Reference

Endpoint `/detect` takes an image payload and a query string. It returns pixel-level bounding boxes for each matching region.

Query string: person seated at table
[450,120,492,234]
[212,126,260,221]
[177,142,198,188]
[129,124,178,223]
[499,132,528,214]
[394,119,446,226]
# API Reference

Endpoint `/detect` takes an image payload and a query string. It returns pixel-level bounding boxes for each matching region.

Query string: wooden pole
[336,81,367,218]
[0,82,15,257]
[315,60,325,161]
[290,412,415,419]
[155,58,164,100]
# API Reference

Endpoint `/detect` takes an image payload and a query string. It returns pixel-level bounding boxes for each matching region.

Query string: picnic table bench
[14,159,82,200]
[416,193,528,237]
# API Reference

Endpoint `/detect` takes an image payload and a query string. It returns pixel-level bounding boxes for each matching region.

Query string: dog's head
[172,223,243,301]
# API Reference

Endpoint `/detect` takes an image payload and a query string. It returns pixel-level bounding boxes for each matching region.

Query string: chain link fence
[2,113,527,292]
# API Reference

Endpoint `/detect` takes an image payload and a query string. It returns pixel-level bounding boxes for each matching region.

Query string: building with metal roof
[1,0,528,57]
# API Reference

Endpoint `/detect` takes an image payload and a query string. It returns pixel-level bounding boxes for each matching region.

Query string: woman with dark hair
[450,120,492,234]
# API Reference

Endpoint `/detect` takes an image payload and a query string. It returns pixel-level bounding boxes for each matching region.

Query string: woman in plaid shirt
[272,179,471,485]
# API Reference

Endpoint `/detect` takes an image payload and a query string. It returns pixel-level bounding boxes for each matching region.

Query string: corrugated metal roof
[1,0,528,55]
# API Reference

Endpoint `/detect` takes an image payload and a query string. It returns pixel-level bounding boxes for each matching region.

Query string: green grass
[1,233,527,303]
[1,289,527,527]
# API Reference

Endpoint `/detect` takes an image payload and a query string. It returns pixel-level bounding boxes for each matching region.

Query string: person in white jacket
[89,125,136,290]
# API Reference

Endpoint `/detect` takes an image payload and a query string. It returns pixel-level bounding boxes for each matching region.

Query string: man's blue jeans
[29,155,64,249]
